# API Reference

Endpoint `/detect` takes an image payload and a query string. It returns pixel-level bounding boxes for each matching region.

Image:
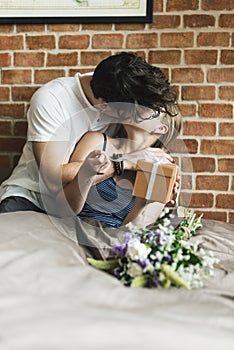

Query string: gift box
[132,160,177,204]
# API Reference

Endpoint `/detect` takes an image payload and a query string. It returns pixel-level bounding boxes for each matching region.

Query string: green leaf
[161,264,191,289]
[87,258,119,270]
[130,275,148,288]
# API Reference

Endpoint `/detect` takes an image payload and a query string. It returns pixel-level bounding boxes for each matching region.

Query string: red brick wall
[0,0,233,222]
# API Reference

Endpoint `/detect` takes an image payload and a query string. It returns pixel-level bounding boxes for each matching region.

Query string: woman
[56,109,181,229]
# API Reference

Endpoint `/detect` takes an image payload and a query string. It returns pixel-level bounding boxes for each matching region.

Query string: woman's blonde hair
[154,108,182,148]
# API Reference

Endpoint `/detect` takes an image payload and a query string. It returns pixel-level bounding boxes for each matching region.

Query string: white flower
[127,238,151,261]
[128,262,143,277]
[143,261,155,273]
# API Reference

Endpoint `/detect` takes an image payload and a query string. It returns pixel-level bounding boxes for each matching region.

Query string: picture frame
[0,0,153,24]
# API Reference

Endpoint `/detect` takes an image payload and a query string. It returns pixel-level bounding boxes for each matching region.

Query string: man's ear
[155,124,169,135]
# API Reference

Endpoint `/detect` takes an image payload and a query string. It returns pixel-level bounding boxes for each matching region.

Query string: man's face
[96,101,166,133]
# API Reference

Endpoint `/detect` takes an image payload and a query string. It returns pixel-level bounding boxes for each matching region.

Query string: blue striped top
[78,134,135,228]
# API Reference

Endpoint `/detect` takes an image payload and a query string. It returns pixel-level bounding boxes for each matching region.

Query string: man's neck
[79,74,99,106]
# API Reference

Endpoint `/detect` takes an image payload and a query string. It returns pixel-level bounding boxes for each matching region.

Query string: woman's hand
[169,173,180,205]
[79,150,111,177]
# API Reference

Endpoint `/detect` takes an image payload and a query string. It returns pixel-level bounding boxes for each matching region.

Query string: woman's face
[124,111,167,135]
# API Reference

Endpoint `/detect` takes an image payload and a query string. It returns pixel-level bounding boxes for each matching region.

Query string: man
[0,52,178,214]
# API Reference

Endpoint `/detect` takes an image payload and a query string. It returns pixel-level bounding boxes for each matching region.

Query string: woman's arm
[56,132,113,216]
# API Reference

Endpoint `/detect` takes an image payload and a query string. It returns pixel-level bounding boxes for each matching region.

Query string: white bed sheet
[0,212,233,350]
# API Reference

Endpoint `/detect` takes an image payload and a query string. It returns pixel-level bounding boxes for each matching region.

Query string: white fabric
[0,73,115,210]
[0,211,233,349]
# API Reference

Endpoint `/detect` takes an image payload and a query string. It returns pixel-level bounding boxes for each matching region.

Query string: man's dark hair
[90,52,177,117]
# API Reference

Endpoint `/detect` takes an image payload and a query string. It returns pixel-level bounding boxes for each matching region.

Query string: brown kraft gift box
[132,160,177,204]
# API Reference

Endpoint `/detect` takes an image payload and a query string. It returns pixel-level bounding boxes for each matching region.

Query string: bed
[0,211,233,350]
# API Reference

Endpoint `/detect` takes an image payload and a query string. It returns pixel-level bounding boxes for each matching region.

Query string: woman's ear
[155,124,169,135]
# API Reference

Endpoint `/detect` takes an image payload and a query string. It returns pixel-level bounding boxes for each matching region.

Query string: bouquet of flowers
[87,209,219,289]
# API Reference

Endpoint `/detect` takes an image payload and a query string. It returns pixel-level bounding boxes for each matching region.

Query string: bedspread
[0,211,233,350]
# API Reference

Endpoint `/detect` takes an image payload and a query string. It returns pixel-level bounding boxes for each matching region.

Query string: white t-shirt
[0,72,117,212]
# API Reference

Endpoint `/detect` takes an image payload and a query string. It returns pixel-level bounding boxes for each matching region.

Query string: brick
[0,87,10,101]
[216,194,234,209]
[48,24,81,31]
[218,159,234,172]
[172,68,204,83]
[219,123,234,136]
[12,86,39,102]
[208,68,234,82]
[196,175,229,191]
[197,32,230,47]
[148,50,181,65]
[167,0,199,11]
[219,14,234,27]
[168,138,198,154]
[83,23,113,30]
[153,0,163,11]
[149,15,180,29]
[14,121,28,136]
[69,68,93,76]
[0,103,25,118]
[0,53,11,66]
[202,0,234,10]
[201,140,234,155]
[182,86,215,100]
[0,155,12,184]
[180,192,214,208]
[183,121,216,136]
[47,52,78,66]
[182,156,216,173]
[14,52,45,67]
[13,155,21,167]
[0,121,12,135]
[126,33,158,48]
[16,24,45,32]
[181,175,192,189]
[34,70,65,84]
[219,86,234,100]
[184,50,217,65]
[0,36,24,50]
[0,154,11,167]
[199,103,233,119]
[221,50,234,65]
[184,15,215,28]
[0,25,14,33]
[80,51,112,66]
[92,34,124,49]
[229,212,234,223]
[178,104,196,117]
[59,35,89,49]
[0,137,25,152]
[2,69,32,84]
[196,210,227,222]
[114,24,145,31]
[161,33,194,48]
[232,176,234,191]
[26,35,56,50]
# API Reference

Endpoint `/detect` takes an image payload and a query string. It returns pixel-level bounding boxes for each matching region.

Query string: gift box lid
[135,159,177,177]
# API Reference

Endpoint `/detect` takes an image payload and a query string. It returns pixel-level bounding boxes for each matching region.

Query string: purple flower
[167,254,172,263]
[139,260,147,268]
[152,278,159,286]
[114,270,121,279]
[113,243,127,258]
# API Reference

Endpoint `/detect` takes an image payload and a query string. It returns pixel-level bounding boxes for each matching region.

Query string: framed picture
[0,0,153,24]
